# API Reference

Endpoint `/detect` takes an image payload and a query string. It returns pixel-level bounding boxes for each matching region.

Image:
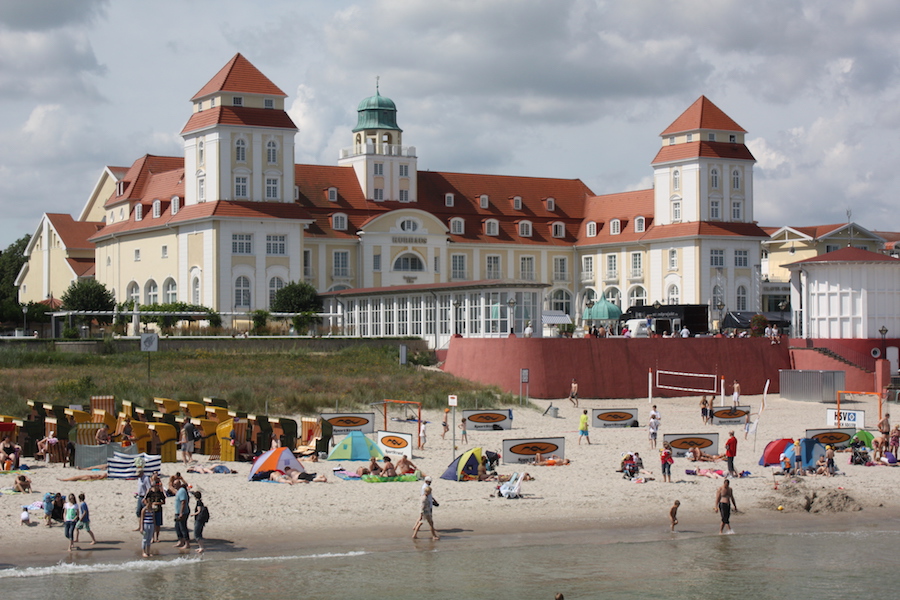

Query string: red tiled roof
[640,221,770,242]
[785,246,899,266]
[104,155,185,208]
[180,106,297,135]
[44,214,104,249]
[660,96,745,135]
[192,53,286,100]
[39,297,63,309]
[576,189,654,246]
[66,257,95,277]
[91,200,311,241]
[651,141,755,165]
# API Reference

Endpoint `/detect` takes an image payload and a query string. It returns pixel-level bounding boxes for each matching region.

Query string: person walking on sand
[660,442,674,483]
[191,491,209,554]
[418,419,427,450]
[140,497,155,558]
[731,380,741,409]
[412,485,440,541]
[173,479,191,550]
[578,409,591,445]
[441,409,450,439]
[74,493,97,545]
[648,415,660,450]
[180,421,195,465]
[715,479,738,534]
[670,500,680,532]
[725,430,738,477]
[63,493,79,551]
[569,379,579,407]
[459,418,469,445]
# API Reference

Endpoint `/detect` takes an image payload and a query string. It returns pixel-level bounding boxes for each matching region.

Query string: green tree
[0,235,30,322]
[271,281,322,333]
[61,279,116,325]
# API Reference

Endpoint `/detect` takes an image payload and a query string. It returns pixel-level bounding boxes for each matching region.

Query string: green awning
[582,294,622,321]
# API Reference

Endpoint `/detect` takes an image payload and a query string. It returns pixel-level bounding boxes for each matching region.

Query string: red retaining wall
[789,347,875,392]
[442,337,792,399]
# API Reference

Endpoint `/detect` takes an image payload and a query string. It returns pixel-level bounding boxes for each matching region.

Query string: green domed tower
[339,79,417,203]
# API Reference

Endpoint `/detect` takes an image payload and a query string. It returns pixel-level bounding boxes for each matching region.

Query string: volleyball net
[655,369,720,394]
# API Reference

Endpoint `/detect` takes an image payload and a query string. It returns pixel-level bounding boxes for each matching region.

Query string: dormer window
[729,134,737,143]
[116,181,126,196]
[545,197,555,212]
[634,216,645,233]
[450,217,465,235]
[170,196,180,215]
[480,194,489,209]
[708,133,716,141]
[484,219,499,236]
[332,213,348,231]
[551,222,565,238]
[610,219,621,235]
[134,204,143,221]
[445,193,454,207]
[152,200,161,218]
[210,97,215,108]
[264,98,274,109]
[668,136,675,146]
[512,196,522,210]
[233,96,243,107]
[518,221,533,237]
[328,187,338,202]
[686,134,693,142]
[586,221,597,237]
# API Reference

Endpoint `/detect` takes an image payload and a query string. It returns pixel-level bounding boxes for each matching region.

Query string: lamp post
[716,301,725,333]
[879,325,888,358]
[507,297,517,334]
[22,305,28,336]
[452,299,460,335]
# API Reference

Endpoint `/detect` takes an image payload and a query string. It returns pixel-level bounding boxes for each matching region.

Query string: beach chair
[499,472,522,499]
[90,395,116,416]
[147,422,178,463]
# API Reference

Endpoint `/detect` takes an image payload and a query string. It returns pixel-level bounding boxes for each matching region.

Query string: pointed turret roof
[192,53,286,100]
[660,96,745,136]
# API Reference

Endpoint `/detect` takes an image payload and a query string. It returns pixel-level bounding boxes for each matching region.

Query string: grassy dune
[0,345,519,418]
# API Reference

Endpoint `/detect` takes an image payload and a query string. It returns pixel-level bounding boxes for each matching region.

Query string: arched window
[400,218,418,232]
[518,221,532,237]
[667,284,680,304]
[484,219,499,236]
[736,285,748,311]
[134,204,143,221]
[711,168,719,189]
[127,282,140,305]
[634,216,645,233]
[164,279,177,303]
[267,140,277,164]
[235,138,246,162]
[605,287,621,307]
[673,169,680,191]
[450,217,465,235]
[170,196,180,215]
[629,286,647,307]
[332,213,348,231]
[732,169,740,190]
[145,280,158,305]
[586,221,597,237]
[551,289,572,315]
[235,276,251,308]
[551,222,565,238]
[269,276,285,308]
[610,219,621,235]
[393,253,425,272]
[192,277,200,305]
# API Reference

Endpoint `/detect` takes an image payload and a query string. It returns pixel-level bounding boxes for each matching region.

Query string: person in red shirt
[725,431,738,477]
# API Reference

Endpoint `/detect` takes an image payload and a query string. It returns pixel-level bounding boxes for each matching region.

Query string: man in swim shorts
[578,409,591,445]
[715,479,737,534]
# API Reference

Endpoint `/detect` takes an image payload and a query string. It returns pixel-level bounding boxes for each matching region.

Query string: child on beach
[74,493,97,545]
[63,493,78,551]
[459,418,468,444]
[670,500,680,532]
[191,491,209,554]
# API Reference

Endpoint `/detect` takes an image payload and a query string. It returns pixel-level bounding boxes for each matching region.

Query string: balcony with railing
[340,143,417,160]
[552,270,570,283]
[485,269,503,280]
[628,269,644,281]
[580,270,595,283]
[451,269,470,281]
[519,270,536,281]
[332,268,354,280]
[603,270,618,282]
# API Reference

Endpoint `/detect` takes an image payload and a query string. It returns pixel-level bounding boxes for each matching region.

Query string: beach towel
[333,470,362,481]
[361,473,420,483]
[108,451,161,478]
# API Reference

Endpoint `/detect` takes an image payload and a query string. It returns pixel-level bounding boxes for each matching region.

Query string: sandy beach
[2,393,898,568]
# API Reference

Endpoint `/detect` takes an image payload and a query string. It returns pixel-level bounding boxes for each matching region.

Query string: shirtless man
[569,379,579,408]
[825,445,836,476]
[731,380,741,409]
[95,424,111,445]
[878,413,891,439]
[381,456,397,477]
[714,479,738,534]
[533,454,571,466]
[395,455,417,475]
[688,447,719,462]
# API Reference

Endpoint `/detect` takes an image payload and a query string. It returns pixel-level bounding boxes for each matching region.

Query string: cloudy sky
[2,0,900,249]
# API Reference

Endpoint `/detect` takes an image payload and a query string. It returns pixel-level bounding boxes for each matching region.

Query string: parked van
[622,318,650,338]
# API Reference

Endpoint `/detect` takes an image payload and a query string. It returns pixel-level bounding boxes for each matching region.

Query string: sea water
[0,528,895,599]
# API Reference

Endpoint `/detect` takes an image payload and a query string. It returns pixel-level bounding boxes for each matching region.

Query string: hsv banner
[463,409,513,431]
[591,408,638,428]
[502,437,565,464]
[825,409,865,429]
[376,430,413,458]
[805,428,856,448]
[321,412,376,435]
[710,406,751,426]
[663,433,720,458]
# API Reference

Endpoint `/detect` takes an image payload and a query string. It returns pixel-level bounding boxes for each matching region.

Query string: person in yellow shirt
[578,409,591,445]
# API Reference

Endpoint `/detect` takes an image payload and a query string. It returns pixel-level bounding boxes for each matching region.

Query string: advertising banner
[591,408,638,428]
[662,433,720,458]
[463,409,512,431]
[376,430,413,458]
[825,409,865,429]
[502,437,565,464]
[320,412,376,435]
[805,428,856,448]
[710,406,751,426]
